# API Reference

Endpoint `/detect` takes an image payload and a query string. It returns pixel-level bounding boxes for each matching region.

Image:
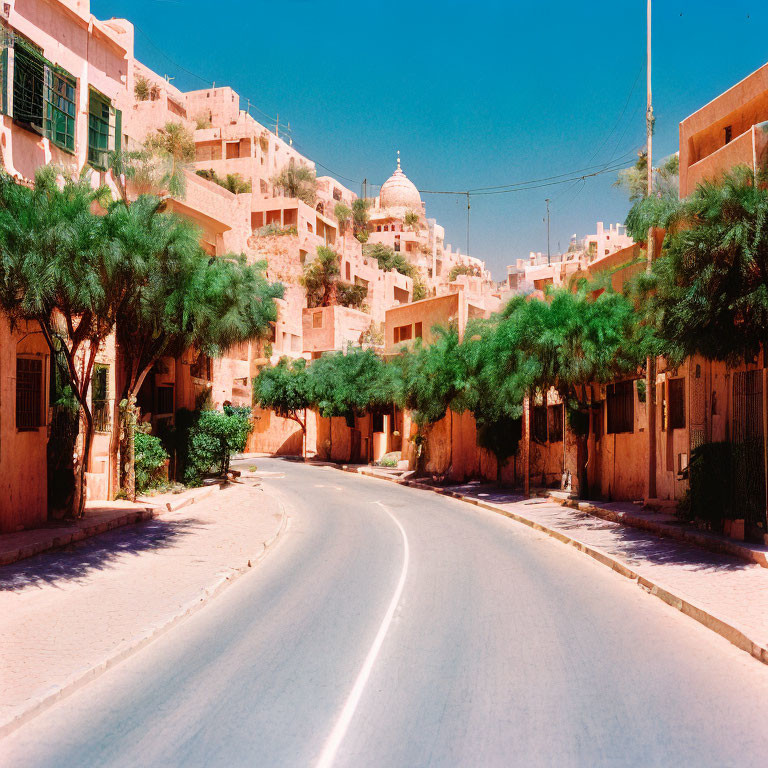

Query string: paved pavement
[0,501,155,566]
[3,458,768,767]
[0,481,283,734]
[407,479,768,654]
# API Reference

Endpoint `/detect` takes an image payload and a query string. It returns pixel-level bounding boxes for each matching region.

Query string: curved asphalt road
[3,457,768,767]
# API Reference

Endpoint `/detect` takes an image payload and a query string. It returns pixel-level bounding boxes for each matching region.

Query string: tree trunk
[73,404,94,519]
[125,394,137,501]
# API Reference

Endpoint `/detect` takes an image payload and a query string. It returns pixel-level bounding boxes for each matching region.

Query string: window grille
[547,403,563,442]
[16,357,42,430]
[92,364,110,432]
[607,381,634,434]
[532,405,548,444]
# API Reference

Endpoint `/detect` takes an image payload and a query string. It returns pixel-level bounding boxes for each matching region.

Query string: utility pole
[645,0,657,501]
[545,198,551,265]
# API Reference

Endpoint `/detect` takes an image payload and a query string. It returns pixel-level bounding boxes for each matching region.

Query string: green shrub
[688,442,732,531]
[183,406,253,485]
[135,431,169,493]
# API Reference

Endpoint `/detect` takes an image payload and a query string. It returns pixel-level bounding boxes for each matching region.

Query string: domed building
[366,152,489,290]
[378,155,424,212]
[367,152,433,274]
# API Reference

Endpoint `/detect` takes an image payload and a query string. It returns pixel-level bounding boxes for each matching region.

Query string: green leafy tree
[618,152,680,241]
[448,263,481,281]
[195,169,252,194]
[109,121,196,202]
[394,325,472,471]
[637,166,768,365]
[105,196,282,498]
[352,198,371,243]
[486,286,648,491]
[334,203,352,236]
[308,347,398,462]
[412,270,427,301]
[337,282,367,309]
[309,347,397,420]
[134,428,169,493]
[253,357,313,457]
[461,319,523,482]
[0,168,116,517]
[184,406,253,485]
[302,246,340,307]
[404,210,420,232]
[271,163,317,205]
[363,242,414,277]
[302,246,367,309]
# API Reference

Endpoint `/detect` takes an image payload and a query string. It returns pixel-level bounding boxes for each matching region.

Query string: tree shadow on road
[0,517,204,592]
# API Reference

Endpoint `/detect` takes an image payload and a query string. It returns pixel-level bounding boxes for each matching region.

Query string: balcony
[684,125,762,197]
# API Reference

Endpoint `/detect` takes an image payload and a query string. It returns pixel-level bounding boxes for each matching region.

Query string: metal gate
[731,370,766,537]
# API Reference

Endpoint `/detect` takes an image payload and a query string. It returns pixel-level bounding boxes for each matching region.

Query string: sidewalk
[351,468,768,664]
[0,481,286,737]
[0,500,155,566]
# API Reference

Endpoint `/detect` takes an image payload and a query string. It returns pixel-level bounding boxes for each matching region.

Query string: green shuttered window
[12,38,76,152]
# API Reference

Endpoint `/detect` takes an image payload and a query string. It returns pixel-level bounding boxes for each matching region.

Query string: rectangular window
[92,364,110,432]
[88,89,111,169]
[547,403,563,442]
[607,381,634,434]
[312,312,323,329]
[45,68,76,151]
[191,353,212,381]
[156,385,174,416]
[12,39,76,152]
[394,324,412,343]
[668,378,686,430]
[724,125,732,144]
[13,39,45,132]
[414,322,423,339]
[532,405,548,444]
[16,357,43,430]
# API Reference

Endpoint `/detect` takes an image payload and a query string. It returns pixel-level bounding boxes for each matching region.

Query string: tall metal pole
[545,198,551,265]
[645,0,657,500]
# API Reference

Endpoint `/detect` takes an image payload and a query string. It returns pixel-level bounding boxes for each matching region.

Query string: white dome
[379,154,421,210]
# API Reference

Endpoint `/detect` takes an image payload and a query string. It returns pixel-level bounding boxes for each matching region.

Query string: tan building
[680,60,768,197]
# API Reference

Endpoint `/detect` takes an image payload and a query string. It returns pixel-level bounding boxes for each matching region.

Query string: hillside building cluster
[3,0,768,545]
[0,0,500,531]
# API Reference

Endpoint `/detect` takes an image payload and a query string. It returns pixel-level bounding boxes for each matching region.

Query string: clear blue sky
[93,0,767,279]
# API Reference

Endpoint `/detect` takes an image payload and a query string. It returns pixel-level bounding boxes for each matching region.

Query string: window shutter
[0,45,9,116]
[113,107,121,154]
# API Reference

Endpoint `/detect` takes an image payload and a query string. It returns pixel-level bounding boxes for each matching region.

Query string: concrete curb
[338,465,768,666]
[550,495,768,569]
[0,494,289,740]
[0,507,157,567]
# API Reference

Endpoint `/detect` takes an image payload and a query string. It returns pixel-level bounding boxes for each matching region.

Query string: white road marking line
[315,501,410,768]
